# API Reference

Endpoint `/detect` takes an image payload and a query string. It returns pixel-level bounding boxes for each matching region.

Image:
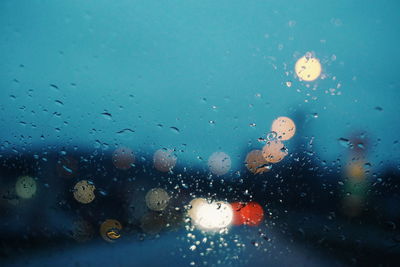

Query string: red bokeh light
[231,202,246,225]
[231,201,264,226]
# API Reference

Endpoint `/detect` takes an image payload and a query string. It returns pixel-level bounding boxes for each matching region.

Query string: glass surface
[1,1,399,266]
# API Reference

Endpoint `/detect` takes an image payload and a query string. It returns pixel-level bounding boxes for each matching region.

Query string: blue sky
[1,0,399,172]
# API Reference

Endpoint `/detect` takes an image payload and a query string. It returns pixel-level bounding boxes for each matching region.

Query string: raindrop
[258,137,267,143]
[50,84,59,90]
[54,100,64,106]
[101,112,112,119]
[338,138,351,148]
[266,131,277,141]
[170,127,180,134]
[364,162,372,168]
[98,190,108,196]
[63,165,73,174]
[385,221,396,230]
[116,128,135,134]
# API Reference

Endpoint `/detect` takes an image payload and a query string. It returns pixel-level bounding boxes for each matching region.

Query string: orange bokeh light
[245,150,270,174]
[262,140,288,163]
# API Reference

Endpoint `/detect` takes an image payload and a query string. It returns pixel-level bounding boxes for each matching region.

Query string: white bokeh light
[207,152,231,176]
[188,199,233,231]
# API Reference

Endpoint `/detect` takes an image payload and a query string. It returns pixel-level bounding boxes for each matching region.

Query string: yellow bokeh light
[15,176,37,199]
[346,161,366,181]
[145,188,170,211]
[295,54,322,81]
[100,219,122,242]
[106,230,121,239]
[73,180,95,204]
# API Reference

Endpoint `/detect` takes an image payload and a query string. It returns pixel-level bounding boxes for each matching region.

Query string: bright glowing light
[231,202,246,225]
[73,180,95,204]
[245,150,270,174]
[145,188,170,211]
[187,198,207,223]
[208,152,231,176]
[242,202,264,226]
[262,140,288,163]
[153,148,177,172]
[112,146,135,170]
[231,202,264,226]
[271,116,296,141]
[15,176,36,199]
[295,54,322,81]
[100,219,122,242]
[189,199,233,231]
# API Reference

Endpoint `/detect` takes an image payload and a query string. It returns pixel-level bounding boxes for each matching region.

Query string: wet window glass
[1,1,399,266]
